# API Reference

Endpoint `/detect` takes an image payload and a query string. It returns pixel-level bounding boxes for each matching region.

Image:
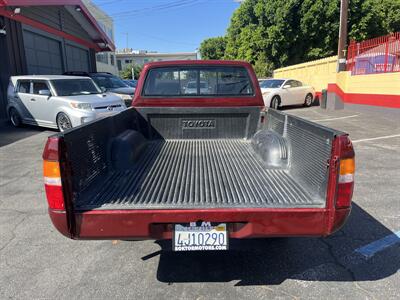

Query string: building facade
[0,0,114,123]
[83,0,118,75]
[116,50,198,74]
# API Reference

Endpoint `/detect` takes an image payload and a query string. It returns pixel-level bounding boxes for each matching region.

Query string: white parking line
[352,134,400,143]
[310,114,359,122]
[355,231,400,258]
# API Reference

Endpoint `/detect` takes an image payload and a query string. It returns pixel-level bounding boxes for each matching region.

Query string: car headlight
[70,102,92,110]
[262,91,270,96]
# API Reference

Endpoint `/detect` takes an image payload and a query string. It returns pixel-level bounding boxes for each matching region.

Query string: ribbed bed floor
[76,139,320,210]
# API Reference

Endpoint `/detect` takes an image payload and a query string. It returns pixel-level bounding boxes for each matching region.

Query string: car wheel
[9,108,22,127]
[304,93,314,107]
[270,96,280,110]
[57,112,73,132]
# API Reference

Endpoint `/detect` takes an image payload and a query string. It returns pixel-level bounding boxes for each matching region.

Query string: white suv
[7,75,126,131]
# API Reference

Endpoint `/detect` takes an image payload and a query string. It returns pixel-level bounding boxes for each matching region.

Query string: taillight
[336,136,355,208]
[43,137,65,210]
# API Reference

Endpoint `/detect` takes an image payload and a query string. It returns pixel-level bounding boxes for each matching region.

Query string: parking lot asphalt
[0,104,399,299]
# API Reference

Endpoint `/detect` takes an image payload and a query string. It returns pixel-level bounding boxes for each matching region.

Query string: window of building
[117,60,122,71]
[125,59,132,64]
[96,53,108,64]
[110,54,115,66]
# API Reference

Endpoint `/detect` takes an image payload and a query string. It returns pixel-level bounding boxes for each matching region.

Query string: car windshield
[260,79,285,88]
[92,75,128,89]
[51,79,101,96]
[124,80,137,88]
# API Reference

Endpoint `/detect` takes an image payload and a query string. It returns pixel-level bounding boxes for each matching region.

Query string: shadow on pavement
[281,100,320,111]
[0,122,49,147]
[149,203,399,285]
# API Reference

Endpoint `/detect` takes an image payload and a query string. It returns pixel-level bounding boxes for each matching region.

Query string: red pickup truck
[43,60,355,251]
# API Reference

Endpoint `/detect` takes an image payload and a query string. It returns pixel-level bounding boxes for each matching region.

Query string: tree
[120,64,142,80]
[199,36,226,60]
[203,0,400,77]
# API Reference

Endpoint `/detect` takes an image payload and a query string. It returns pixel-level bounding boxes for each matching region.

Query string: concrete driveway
[0,104,399,299]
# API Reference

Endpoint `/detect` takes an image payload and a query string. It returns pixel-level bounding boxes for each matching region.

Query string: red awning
[0,0,115,52]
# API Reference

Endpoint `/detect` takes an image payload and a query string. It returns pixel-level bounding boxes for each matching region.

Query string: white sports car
[259,79,315,109]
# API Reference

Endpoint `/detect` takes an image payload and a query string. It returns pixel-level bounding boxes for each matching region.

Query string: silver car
[7,75,126,131]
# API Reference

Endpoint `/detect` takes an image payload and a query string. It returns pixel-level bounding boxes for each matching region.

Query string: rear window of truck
[143,66,254,97]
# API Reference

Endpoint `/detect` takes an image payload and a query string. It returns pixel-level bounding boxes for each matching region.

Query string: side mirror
[38,89,51,96]
[282,84,291,89]
[100,87,107,93]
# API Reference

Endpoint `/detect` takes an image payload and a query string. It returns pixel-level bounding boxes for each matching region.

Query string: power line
[96,0,188,8]
[104,0,206,23]
[131,32,198,46]
[97,0,198,19]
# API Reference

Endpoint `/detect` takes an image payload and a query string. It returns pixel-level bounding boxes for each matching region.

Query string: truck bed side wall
[62,109,139,196]
[264,110,337,201]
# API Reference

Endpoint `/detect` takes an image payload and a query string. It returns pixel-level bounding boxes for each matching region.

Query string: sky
[92,0,241,53]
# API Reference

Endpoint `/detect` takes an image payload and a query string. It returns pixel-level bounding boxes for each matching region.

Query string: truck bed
[76,139,320,210]
[60,107,339,213]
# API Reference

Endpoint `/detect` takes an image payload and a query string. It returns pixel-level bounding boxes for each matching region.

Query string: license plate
[173,222,228,251]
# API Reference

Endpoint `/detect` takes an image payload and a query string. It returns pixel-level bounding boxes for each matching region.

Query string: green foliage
[199,36,227,60]
[348,0,400,40]
[203,0,400,77]
[120,64,142,80]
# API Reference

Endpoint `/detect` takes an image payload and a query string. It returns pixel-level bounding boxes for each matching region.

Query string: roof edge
[0,0,115,52]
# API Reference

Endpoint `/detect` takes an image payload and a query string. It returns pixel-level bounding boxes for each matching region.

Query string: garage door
[65,44,89,72]
[23,30,63,75]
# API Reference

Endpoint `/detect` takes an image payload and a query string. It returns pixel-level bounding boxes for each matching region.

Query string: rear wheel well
[8,106,17,115]
[8,107,22,127]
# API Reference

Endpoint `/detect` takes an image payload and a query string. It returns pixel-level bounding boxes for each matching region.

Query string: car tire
[270,96,280,110]
[304,93,314,107]
[56,112,73,132]
[9,108,22,127]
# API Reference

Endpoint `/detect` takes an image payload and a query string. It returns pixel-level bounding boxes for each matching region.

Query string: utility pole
[337,0,349,72]
[123,32,129,50]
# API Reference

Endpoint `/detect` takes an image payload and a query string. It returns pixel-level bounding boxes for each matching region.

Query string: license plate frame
[173,222,228,251]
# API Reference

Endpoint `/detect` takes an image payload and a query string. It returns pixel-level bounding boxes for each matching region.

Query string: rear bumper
[49,207,351,240]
